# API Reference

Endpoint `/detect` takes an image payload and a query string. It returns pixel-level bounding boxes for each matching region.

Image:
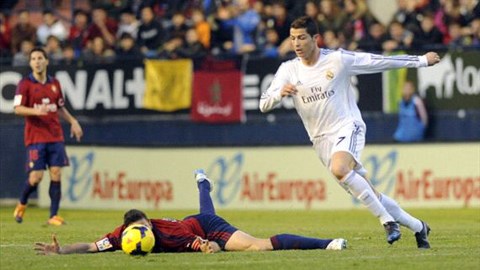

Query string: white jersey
[259,49,429,141]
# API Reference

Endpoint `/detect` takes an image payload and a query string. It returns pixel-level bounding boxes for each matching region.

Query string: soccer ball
[121,224,155,256]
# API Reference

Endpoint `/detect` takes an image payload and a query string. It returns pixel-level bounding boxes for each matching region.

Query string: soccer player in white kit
[259,16,440,248]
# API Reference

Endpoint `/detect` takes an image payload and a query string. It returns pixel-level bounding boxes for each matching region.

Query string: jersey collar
[28,73,53,84]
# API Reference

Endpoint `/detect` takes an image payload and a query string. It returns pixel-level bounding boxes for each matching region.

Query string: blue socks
[198,179,215,215]
[49,181,61,218]
[270,234,333,250]
[19,180,38,205]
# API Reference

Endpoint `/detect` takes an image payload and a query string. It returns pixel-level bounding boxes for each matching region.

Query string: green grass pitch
[1,207,479,270]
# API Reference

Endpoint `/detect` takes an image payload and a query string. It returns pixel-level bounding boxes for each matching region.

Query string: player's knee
[248,244,269,251]
[49,168,62,180]
[330,164,351,180]
[28,172,43,185]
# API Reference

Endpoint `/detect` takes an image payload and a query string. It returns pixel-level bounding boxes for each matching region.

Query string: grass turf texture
[1,207,479,270]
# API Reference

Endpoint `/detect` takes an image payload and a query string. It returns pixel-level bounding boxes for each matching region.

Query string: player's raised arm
[34,234,98,255]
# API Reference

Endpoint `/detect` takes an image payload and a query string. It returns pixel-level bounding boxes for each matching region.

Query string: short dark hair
[290,16,319,37]
[29,47,48,60]
[123,209,148,226]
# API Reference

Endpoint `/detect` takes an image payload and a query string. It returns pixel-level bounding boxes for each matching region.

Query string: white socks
[341,171,394,225]
[380,194,423,233]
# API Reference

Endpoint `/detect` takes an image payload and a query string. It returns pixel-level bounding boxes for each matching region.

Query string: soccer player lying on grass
[35,169,347,255]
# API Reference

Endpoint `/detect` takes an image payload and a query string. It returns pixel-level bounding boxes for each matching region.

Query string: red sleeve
[14,79,29,107]
[53,79,65,108]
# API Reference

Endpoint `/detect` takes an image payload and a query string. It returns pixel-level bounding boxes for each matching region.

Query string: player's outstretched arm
[34,234,98,255]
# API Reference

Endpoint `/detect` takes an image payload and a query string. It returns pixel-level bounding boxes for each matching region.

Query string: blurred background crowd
[0,0,479,67]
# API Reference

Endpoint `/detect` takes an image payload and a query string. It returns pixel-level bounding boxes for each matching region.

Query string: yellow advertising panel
[39,143,480,210]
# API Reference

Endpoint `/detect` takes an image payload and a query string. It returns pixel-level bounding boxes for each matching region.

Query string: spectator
[259,28,280,58]
[382,20,414,52]
[115,33,140,58]
[191,8,211,49]
[231,0,261,54]
[44,35,64,65]
[12,39,34,66]
[434,0,462,44]
[271,1,293,45]
[354,22,388,52]
[468,18,480,46]
[61,43,79,66]
[158,36,183,59]
[0,12,12,58]
[394,81,428,142]
[392,0,421,32]
[459,0,480,28]
[210,4,235,56]
[317,0,348,34]
[84,7,118,49]
[447,22,469,48]
[36,9,68,45]
[11,10,37,54]
[176,27,208,59]
[412,12,444,49]
[343,0,379,44]
[137,5,165,58]
[323,30,341,49]
[304,0,320,22]
[68,9,90,56]
[82,36,115,64]
[116,8,139,40]
[165,12,189,42]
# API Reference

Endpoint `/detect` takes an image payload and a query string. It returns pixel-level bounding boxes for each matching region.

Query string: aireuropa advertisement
[39,144,480,210]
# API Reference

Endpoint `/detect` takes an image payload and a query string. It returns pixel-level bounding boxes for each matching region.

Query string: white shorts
[312,122,367,176]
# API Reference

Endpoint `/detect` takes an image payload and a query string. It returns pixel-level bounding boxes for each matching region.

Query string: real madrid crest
[326,70,334,80]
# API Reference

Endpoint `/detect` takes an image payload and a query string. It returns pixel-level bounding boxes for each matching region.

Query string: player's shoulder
[47,75,60,84]
[321,48,355,58]
[281,57,301,67]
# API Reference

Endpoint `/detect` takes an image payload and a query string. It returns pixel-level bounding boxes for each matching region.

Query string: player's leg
[224,230,273,251]
[14,144,46,223]
[194,169,215,215]
[322,123,400,244]
[379,194,430,248]
[225,231,346,251]
[354,152,431,248]
[47,166,64,225]
[45,143,69,225]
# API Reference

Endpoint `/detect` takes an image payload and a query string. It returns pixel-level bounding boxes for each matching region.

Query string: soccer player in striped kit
[259,16,440,248]
[13,47,83,226]
[34,170,347,255]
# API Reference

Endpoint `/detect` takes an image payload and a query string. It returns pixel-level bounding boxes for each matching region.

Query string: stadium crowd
[0,0,479,66]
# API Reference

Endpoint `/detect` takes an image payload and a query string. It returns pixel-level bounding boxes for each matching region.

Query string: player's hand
[35,104,49,116]
[280,83,298,97]
[425,52,441,66]
[70,120,83,142]
[199,238,220,254]
[34,234,61,255]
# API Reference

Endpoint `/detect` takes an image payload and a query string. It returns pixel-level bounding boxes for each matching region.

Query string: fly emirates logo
[300,86,335,104]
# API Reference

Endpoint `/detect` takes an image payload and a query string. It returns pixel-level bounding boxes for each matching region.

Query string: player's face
[290,28,317,61]
[29,51,49,74]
